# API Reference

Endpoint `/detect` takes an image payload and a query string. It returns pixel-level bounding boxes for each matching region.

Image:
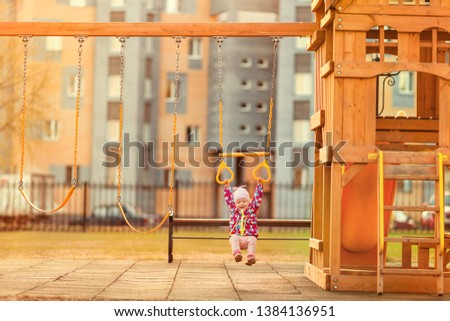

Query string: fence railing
[0,178,447,233]
[0,180,313,231]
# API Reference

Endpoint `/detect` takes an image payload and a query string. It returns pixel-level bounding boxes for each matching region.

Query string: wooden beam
[310,110,325,130]
[376,118,439,132]
[320,60,334,78]
[338,145,378,164]
[341,4,450,17]
[311,0,324,12]
[319,146,332,164]
[308,29,326,51]
[335,14,450,33]
[0,22,317,37]
[334,0,354,12]
[320,10,335,29]
[334,61,450,80]
[309,238,324,251]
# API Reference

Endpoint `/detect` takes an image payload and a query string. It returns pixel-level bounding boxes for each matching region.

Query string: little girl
[224,179,263,266]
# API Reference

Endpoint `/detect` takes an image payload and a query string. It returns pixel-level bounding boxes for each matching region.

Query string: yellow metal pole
[379,151,385,254]
[438,152,445,255]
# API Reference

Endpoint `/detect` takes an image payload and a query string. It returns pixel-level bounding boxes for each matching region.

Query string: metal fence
[0,180,313,231]
[1,178,448,233]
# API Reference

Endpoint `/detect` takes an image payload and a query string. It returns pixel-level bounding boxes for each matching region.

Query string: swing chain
[18,36,32,190]
[265,36,281,157]
[168,36,184,213]
[72,36,86,187]
[117,36,127,203]
[215,36,226,157]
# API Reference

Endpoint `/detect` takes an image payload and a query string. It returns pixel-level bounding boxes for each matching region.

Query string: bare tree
[0,3,55,173]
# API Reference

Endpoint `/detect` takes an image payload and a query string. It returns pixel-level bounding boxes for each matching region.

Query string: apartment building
[275,0,315,218]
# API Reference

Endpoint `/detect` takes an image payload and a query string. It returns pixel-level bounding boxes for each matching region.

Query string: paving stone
[0,259,449,301]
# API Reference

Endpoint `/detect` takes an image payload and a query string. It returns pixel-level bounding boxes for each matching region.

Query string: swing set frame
[0,22,316,37]
[11,21,316,216]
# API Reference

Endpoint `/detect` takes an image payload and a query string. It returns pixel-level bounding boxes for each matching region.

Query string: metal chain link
[168,36,184,213]
[18,35,32,190]
[215,37,226,151]
[265,36,281,155]
[117,36,127,203]
[72,35,86,186]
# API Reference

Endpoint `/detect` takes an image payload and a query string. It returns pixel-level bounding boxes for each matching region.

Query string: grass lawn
[0,229,310,262]
[0,230,426,263]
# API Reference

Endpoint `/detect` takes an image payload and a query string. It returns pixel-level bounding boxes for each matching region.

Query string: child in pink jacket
[224,179,263,266]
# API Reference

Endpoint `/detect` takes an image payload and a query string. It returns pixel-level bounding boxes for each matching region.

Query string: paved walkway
[0,259,449,301]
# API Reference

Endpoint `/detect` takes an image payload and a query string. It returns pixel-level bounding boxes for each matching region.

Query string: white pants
[229,234,257,257]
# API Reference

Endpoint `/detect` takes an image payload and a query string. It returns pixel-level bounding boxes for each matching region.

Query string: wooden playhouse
[306,0,450,294]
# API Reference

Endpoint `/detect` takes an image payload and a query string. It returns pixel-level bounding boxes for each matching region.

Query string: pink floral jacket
[224,183,263,237]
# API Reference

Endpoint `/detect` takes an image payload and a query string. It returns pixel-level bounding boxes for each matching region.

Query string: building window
[143,123,151,142]
[257,58,269,69]
[188,38,202,59]
[166,0,180,13]
[108,75,121,98]
[144,103,152,142]
[144,102,151,122]
[293,165,308,188]
[187,126,200,144]
[166,80,177,102]
[240,102,251,112]
[144,78,152,99]
[146,0,155,9]
[256,80,268,91]
[67,74,84,98]
[110,0,125,7]
[110,11,125,22]
[107,120,120,141]
[46,36,62,52]
[43,120,60,141]
[66,165,79,184]
[145,38,154,53]
[296,6,312,22]
[70,0,86,7]
[293,101,310,142]
[239,124,250,135]
[240,80,251,90]
[296,37,310,49]
[240,57,252,68]
[107,102,120,141]
[295,54,313,96]
[255,124,266,135]
[110,37,121,53]
[256,102,268,113]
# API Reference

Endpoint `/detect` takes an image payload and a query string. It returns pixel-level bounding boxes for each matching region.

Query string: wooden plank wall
[439,78,450,147]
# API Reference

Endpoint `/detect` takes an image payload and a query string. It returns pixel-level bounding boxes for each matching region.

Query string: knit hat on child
[233,186,250,201]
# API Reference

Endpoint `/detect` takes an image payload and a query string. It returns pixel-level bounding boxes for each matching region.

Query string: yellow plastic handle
[252,159,271,183]
[216,160,235,185]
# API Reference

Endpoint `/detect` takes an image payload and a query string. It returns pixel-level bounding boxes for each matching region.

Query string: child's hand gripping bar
[252,159,271,183]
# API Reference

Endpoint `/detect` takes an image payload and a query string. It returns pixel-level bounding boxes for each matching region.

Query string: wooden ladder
[376,150,446,295]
